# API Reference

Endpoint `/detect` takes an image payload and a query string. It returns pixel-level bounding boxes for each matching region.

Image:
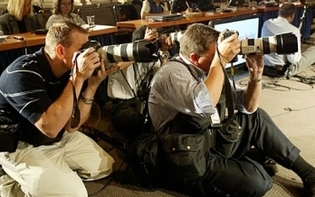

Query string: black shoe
[246,149,278,177]
[263,158,278,177]
[263,66,286,77]
[284,64,296,80]
[303,177,315,197]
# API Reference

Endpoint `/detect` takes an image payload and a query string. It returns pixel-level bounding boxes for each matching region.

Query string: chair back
[74,4,98,13]
[113,4,139,21]
[36,11,52,29]
[42,2,53,8]
[132,4,142,19]
[78,7,117,26]
[99,2,121,8]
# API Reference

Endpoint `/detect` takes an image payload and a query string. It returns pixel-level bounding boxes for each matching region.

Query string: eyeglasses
[61,2,72,6]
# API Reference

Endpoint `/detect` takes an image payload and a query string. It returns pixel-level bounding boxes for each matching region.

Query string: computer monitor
[209,14,261,69]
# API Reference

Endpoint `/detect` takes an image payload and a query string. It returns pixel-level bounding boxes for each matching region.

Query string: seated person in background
[74,0,92,6]
[0,21,116,196]
[0,0,41,35]
[261,3,315,78]
[46,0,86,30]
[148,23,315,196]
[170,0,215,14]
[141,0,169,19]
[109,25,174,139]
[2,4,43,15]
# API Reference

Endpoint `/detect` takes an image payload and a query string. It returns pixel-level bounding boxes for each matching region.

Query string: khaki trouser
[0,131,114,197]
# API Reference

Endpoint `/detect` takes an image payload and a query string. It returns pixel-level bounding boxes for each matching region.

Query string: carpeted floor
[84,65,315,197]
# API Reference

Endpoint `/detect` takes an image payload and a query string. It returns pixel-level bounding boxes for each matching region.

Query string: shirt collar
[178,53,207,80]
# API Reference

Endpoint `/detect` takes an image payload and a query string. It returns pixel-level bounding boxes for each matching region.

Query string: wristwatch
[80,94,94,104]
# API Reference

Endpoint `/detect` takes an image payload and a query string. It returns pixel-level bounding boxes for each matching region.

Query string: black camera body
[222,29,239,63]
[222,29,239,40]
[79,41,103,75]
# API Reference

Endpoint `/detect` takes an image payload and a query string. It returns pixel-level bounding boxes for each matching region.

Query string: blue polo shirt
[0,48,70,146]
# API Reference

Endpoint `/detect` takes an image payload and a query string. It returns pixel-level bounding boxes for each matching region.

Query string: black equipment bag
[126,132,163,188]
[0,110,21,152]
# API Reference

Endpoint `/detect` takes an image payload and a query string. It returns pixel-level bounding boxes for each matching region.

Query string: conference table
[116,8,258,29]
[0,25,118,71]
[0,25,118,52]
[116,4,312,40]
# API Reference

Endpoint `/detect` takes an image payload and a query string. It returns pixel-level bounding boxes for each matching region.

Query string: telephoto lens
[79,40,159,70]
[240,33,298,55]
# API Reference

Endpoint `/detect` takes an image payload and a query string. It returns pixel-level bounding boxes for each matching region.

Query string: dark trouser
[187,108,300,197]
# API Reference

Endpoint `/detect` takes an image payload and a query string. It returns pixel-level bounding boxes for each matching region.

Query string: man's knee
[242,174,273,196]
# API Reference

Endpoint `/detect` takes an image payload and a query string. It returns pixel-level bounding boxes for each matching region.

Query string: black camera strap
[215,48,235,121]
[119,61,157,100]
[70,58,81,128]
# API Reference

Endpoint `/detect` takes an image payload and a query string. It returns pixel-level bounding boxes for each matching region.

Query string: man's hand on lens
[145,27,159,41]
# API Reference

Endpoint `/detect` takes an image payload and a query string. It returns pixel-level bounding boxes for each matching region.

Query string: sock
[291,155,315,184]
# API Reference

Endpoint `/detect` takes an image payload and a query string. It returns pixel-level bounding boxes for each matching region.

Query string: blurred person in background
[0,0,41,35]
[46,0,86,29]
[141,0,169,19]
[261,3,315,78]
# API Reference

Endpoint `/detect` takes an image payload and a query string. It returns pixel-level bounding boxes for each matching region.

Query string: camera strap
[214,47,236,122]
[70,59,81,128]
[119,61,157,100]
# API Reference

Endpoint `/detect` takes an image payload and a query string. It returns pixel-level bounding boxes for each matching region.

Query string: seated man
[109,25,174,138]
[148,23,315,196]
[261,3,315,78]
[141,0,170,19]
[0,21,116,196]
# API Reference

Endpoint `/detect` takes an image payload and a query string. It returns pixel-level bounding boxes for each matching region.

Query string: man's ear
[55,45,65,59]
[190,53,200,64]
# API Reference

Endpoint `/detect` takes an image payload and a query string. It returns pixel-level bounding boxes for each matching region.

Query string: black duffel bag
[0,110,21,152]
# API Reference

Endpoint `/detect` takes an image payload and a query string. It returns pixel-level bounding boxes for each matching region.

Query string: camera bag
[0,110,21,152]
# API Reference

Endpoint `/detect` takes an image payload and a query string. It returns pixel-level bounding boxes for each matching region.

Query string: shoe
[284,64,295,79]
[263,158,278,177]
[303,177,315,197]
[263,66,285,78]
[246,148,278,177]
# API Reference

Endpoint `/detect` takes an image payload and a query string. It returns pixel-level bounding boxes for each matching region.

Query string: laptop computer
[145,13,183,22]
